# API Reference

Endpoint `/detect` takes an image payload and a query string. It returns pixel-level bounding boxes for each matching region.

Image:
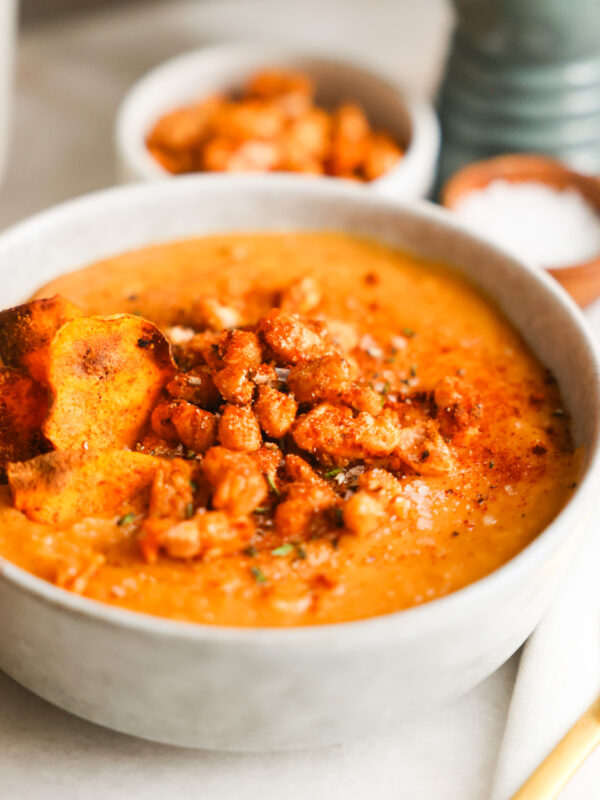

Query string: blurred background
[3,0,600,302]
[21,0,147,23]
[0,0,452,227]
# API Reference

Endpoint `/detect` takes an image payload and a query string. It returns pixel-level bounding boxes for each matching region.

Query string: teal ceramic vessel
[437,0,600,188]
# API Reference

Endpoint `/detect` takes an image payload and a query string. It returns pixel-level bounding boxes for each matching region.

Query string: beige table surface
[0,2,537,798]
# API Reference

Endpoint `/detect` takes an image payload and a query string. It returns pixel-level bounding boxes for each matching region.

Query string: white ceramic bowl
[115,43,440,200]
[0,176,598,752]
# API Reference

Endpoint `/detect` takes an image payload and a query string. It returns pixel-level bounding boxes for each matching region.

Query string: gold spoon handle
[510,695,600,800]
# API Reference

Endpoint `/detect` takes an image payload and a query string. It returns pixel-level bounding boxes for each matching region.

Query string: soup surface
[0,233,579,626]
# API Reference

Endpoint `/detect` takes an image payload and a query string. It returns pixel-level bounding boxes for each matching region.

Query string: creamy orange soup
[0,233,579,626]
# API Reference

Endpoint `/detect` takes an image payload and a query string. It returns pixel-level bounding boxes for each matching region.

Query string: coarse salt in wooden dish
[441,155,600,307]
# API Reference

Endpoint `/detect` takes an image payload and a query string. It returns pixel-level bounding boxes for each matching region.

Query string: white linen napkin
[490,499,600,799]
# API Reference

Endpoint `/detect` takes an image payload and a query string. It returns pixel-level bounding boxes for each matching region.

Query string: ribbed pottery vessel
[438,0,600,187]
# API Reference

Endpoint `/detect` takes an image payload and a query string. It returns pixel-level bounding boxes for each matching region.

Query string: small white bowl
[0,176,598,752]
[115,43,440,200]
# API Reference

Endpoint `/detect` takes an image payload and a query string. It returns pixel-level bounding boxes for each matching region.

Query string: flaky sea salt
[166,325,195,345]
[453,179,600,269]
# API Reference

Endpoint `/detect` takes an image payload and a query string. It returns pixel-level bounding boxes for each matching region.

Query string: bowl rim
[0,173,599,646]
[114,41,440,192]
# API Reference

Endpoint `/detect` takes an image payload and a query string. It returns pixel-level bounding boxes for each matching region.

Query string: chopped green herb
[184,502,195,519]
[132,310,142,317]
[117,512,135,526]
[253,506,269,514]
[250,566,267,584]
[190,480,198,492]
[244,545,258,557]
[488,461,495,469]
[382,380,391,394]
[265,472,280,495]
[272,543,294,556]
[184,450,197,460]
[325,467,343,478]
[295,544,307,560]
[333,507,344,527]
[402,327,416,338]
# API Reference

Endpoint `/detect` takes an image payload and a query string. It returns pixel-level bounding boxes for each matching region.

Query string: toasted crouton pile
[0,280,484,564]
[146,69,404,181]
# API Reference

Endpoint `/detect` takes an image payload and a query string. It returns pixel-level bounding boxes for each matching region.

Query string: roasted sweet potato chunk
[0,367,48,481]
[0,295,82,383]
[44,315,175,450]
[8,449,161,524]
